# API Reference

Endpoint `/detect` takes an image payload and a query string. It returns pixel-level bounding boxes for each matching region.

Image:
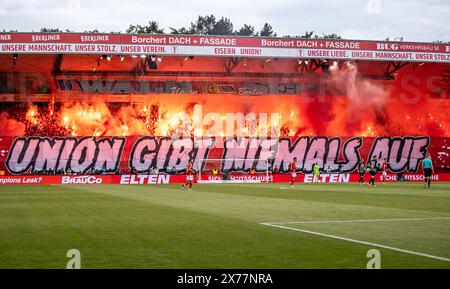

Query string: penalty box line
[260,218,450,263]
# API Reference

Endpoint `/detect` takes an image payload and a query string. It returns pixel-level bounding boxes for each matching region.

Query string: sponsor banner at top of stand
[0,43,449,63]
[0,33,448,54]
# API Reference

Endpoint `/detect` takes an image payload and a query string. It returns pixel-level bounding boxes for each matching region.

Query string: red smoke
[0,112,25,136]
[0,63,448,137]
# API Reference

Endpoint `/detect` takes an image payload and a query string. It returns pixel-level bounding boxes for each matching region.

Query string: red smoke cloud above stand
[0,63,448,137]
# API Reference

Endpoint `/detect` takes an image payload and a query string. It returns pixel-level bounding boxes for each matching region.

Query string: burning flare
[0,64,448,137]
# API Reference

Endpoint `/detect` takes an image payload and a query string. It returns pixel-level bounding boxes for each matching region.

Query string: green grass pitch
[0,182,449,268]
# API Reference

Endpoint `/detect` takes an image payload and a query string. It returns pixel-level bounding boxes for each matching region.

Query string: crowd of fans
[25,111,72,137]
[136,104,160,135]
[1,103,72,136]
[1,103,292,138]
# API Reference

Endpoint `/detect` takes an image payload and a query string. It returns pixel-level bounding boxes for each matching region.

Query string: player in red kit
[182,160,194,191]
[381,159,388,184]
[289,157,298,188]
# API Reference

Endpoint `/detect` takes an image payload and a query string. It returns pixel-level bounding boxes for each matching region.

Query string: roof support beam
[225,57,241,75]
[385,61,409,76]
[52,54,64,73]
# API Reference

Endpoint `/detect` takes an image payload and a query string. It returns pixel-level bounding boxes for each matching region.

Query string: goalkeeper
[313,162,320,183]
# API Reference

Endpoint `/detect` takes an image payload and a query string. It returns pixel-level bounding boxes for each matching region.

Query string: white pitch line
[266,216,450,225]
[259,222,450,263]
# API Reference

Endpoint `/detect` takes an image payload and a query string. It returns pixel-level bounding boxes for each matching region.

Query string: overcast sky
[0,0,448,42]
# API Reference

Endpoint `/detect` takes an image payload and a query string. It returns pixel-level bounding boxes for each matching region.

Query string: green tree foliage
[211,17,233,35]
[190,14,217,34]
[40,28,62,32]
[302,31,314,38]
[236,24,256,36]
[171,15,234,35]
[126,21,164,34]
[36,16,348,40]
[169,26,191,35]
[39,28,75,33]
[259,23,276,37]
[315,33,341,39]
[283,31,342,39]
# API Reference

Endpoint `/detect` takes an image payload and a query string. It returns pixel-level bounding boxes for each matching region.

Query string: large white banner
[1,33,449,63]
